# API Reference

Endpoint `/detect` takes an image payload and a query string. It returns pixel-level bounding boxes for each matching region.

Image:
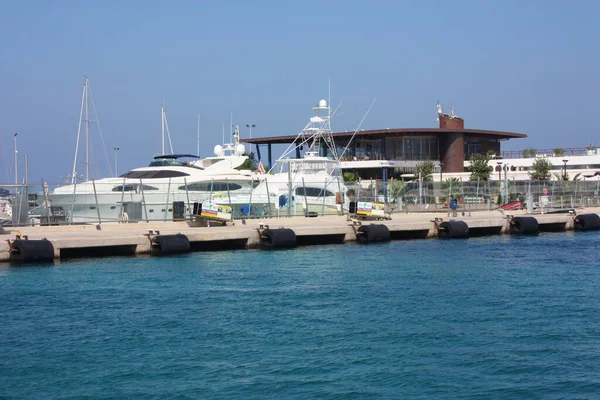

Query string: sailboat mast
[197,113,200,157]
[161,104,165,155]
[85,76,89,181]
[71,77,86,184]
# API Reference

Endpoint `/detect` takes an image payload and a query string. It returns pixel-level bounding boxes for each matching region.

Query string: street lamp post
[438,162,443,182]
[562,159,568,180]
[496,162,503,204]
[496,162,502,182]
[114,147,120,177]
[245,124,256,139]
[504,164,509,204]
[418,171,422,208]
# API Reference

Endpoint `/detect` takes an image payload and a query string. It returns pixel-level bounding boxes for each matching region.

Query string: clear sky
[1,0,598,184]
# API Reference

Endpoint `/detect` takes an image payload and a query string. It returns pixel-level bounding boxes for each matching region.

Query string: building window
[467,144,482,156]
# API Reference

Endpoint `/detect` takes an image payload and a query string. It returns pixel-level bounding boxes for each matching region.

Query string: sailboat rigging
[70,76,113,183]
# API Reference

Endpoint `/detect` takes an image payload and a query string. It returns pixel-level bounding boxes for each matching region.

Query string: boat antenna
[339,98,377,160]
[197,113,200,157]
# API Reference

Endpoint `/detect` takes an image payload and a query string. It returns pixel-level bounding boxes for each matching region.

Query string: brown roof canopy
[241,128,527,145]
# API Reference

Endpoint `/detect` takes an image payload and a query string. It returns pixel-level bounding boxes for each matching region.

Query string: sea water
[1,231,600,399]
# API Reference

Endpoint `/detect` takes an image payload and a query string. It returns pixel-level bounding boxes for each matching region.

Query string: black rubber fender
[510,216,539,235]
[10,239,55,263]
[438,220,469,239]
[152,234,191,255]
[260,228,297,250]
[357,224,390,243]
[574,213,600,231]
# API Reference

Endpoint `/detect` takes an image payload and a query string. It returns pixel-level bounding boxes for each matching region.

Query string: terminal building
[243,104,527,181]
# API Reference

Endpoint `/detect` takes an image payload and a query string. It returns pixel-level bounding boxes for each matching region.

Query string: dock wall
[1,208,597,263]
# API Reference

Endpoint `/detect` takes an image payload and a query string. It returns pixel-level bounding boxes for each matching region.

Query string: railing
[1,178,599,227]
[501,147,597,159]
[340,153,439,162]
[345,179,600,214]
[0,177,347,227]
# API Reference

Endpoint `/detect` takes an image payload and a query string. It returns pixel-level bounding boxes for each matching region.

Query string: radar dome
[236,144,246,156]
[318,99,327,108]
[214,145,224,157]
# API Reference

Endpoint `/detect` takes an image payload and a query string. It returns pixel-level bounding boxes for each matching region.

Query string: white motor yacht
[42,133,265,223]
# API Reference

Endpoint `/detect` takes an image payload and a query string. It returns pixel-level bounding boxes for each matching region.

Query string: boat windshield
[147,159,203,169]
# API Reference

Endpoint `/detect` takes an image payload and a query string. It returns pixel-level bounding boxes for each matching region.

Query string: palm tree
[440,178,460,201]
[389,180,406,206]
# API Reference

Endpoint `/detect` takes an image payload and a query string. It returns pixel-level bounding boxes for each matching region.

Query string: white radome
[236,144,246,156]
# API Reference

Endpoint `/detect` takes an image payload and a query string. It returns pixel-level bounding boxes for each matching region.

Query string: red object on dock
[500,201,525,211]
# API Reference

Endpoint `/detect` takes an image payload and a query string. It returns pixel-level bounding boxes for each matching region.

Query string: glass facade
[464,138,501,160]
[335,136,439,161]
[354,139,384,160]
[384,137,438,161]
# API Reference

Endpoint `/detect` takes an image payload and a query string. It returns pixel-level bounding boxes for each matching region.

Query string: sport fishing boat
[252,98,348,216]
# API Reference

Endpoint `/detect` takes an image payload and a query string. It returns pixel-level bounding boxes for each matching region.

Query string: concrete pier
[1,208,598,263]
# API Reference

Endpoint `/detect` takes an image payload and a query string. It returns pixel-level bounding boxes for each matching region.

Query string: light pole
[496,162,503,204]
[418,171,422,208]
[438,162,443,182]
[114,147,120,177]
[14,133,18,188]
[562,159,568,180]
[245,124,255,139]
[504,164,509,204]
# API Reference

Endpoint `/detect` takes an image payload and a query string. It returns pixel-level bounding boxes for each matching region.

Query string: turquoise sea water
[1,231,600,399]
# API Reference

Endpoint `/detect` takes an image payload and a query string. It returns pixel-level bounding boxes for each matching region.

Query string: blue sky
[1,0,598,183]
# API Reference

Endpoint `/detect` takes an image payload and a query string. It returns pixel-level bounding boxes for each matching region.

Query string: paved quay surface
[1,207,598,262]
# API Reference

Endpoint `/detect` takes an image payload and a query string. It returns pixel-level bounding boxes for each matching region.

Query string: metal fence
[0,176,346,226]
[345,178,600,213]
[1,178,599,227]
